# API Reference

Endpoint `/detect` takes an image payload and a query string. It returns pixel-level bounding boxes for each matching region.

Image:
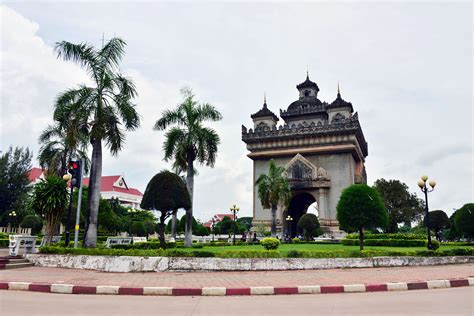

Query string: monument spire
[263,92,267,108]
[337,82,341,98]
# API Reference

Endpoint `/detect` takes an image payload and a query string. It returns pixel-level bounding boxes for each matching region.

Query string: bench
[132,237,147,244]
[105,237,133,248]
[9,235,37,256]
[38,235,62,247]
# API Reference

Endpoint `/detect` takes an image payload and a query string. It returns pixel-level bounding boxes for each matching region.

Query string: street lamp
[230,204,240,245]
[8,211,17,230]
[417,175,436,250]
[63,173,73,246]
[127,208,137,236]
[286,215,293,241]
[211,216,218,242]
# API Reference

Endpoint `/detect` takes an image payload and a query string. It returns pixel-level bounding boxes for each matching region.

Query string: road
[0,287,472,316]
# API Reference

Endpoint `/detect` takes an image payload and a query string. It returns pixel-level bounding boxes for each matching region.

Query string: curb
[0,278,472,296]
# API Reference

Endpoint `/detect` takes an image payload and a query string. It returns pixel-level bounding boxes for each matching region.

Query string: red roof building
[28,168,143,209]
[203,214,236,228]
[82,175,143,209]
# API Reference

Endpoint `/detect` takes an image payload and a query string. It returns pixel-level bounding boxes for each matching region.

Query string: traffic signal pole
[74,158,85,248]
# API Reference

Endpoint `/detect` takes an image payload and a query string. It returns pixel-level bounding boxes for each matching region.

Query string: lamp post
[286,215,293,241]
[230,204,239,245]
[211,216,217,242]
[127,208,137,236]
[417,175,436,250]
[8,211,17,232]
[62,173,73,246]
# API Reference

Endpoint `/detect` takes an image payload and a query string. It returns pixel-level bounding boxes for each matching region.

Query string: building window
[304,90,310,97]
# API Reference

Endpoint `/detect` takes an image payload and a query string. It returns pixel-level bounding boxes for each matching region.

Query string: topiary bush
[342,238,426,247]
[297,213,321,241]
[131,222,147,237]
[20,215,43,235]
[260,237,280,250]
[292,237,301,244]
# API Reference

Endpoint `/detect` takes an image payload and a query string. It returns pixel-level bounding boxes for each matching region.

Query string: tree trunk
[359,227,364,251]
[84,139,102,248]
[171,210,177,240]
[158,214,166,249]
[184,156,194,247]
[271,206,277,237]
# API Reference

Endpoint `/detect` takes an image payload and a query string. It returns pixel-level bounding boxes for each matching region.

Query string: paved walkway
[1,264,472,287]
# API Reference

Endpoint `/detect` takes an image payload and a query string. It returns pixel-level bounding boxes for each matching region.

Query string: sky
[1,1,472,222]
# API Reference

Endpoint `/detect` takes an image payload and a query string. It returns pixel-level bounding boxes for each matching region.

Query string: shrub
[342,239,426,247]
[20,215,43,235]
[260,237,280,250]
[191,251,215,257]
[428,240,440,250]
[0,239,9,247]
[344,233,426,240]
[297,214,321,241]
[192,244,204,249]
[221,250,281,258]
[292,237,301,244]
[166,242,177,248]
[131,222,147,237]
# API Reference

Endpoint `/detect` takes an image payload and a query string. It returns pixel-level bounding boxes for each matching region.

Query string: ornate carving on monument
[316,166,330,180]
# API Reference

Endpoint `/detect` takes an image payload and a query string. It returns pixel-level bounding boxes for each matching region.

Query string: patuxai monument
[242,73,368,237]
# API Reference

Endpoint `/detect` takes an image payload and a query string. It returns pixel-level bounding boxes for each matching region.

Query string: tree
[237,217,253,231]
[424,210,450,241]
[140,171,191,248]
[131,222,147,237]
[154,88,222,247]
[256,159,291,237]
[20,215,43,235]
[337,184,388,250]
[38,122,90,177]
[454,203,474,239]
[215,216,234,236]
[97,199,122,233]
[31,176,69,245]
[54,37,140,247]
[297,213,321,241]
[373,179,424,233]
[0,147,32,224]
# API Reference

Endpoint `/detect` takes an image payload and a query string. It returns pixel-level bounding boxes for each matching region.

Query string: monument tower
[242,73,368,237]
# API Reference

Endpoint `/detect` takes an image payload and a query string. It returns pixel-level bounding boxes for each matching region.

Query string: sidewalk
[1,264,472,288]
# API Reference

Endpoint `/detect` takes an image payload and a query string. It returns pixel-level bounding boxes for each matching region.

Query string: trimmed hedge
[345,233,426,240]
[38,246,474,258]
[342,239,427,247]
[0,239,9,248]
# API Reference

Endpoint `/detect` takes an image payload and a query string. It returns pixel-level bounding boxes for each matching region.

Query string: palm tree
[256,159,292,237]
[38,121,90,177]
[154,88,222,247]
[54,37,140,247]
[32,176,69,245]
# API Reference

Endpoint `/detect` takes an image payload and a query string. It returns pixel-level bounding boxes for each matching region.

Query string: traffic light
[67,160,82,188]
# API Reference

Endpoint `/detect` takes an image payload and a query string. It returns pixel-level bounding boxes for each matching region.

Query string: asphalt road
[0,287,472,316]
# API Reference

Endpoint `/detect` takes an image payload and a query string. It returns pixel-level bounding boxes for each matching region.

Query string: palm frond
[163,128,186,161]
[99,37,126,71]
[55,41,99,80]
[195,103,223,123]
[154,109,185,130]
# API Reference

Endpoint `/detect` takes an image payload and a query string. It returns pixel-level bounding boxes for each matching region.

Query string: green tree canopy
[337,184,388,250]
[256,159,291,237]
[141,171,191,247]
[424,210,450,241]
[20,215,43,235]
[0,147,32,225]
[373,179,424,232]
[54,37,140,248]
[454,203,474,239]
[297,213,321,241]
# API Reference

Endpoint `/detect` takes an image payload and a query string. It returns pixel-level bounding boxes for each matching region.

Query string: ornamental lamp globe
[429,180,436,188]
[421,175,428,181]
[63,174,71,181]
[417,180,425,188]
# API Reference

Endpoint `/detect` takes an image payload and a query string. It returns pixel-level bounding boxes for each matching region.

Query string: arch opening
[287,192,316,238]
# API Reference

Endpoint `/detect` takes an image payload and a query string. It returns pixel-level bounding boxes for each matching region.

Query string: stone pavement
[0,264,472,288]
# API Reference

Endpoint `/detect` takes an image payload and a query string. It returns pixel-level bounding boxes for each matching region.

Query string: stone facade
[242,75,368,236]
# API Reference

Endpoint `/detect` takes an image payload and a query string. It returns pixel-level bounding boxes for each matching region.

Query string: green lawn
[177,243,469,254]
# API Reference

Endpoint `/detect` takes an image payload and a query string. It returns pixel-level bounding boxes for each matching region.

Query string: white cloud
[1,2,472,222]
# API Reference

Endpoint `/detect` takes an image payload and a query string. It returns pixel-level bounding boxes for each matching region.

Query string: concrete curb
[0,278,472,296]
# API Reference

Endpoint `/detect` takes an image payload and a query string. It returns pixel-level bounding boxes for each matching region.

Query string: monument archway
[287,192,316,238]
